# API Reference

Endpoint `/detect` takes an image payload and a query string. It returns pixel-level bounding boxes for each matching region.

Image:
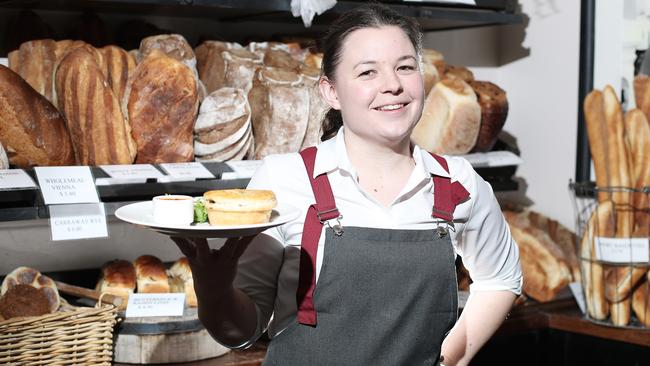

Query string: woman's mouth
[374,103,408,112]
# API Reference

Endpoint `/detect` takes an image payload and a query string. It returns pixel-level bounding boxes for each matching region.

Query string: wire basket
[570,182,650,329]
[0,301,118,365]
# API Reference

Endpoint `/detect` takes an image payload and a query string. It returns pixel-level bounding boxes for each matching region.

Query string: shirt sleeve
[456,159,523,295]
[230,158,286,346]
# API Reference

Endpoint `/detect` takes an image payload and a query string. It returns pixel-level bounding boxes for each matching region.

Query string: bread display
[203,189,277,226]
[249,68,309,159]
[1,266,60,313]
[124,50,199,163]
[55,45,136,165]
[634,74,650,122]
[300,67,327,149]
[411,77,481,155]
[469,80,509,152]
[96,259,137,304]
[134,255,170,294]
[7,39,57,104]
[0,284,52,320]
[168,257,197,307]
[0,64,76,168]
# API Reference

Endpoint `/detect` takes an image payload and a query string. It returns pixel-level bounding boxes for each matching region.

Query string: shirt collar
[312,126,452,180]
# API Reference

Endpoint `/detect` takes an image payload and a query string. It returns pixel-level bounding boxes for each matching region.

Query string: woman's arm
[440,290,516,366]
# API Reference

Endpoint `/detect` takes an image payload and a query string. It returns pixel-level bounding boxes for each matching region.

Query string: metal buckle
[316,208,339,223]
[327,216,344,236]
[435,221,455,238]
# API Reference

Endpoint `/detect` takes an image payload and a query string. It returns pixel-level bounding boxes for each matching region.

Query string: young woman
[172,4,522,365]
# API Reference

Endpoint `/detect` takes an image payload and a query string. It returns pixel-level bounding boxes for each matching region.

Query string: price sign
[49,203,108,241]
[0,169,37,189]
[97,164,164,185]
[158,162,215,181]
[223,160,263,180]
[595,237,649,263]
[125,293,186,318]
[35,166,99,204]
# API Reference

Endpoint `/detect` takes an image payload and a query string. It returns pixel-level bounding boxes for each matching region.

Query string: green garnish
[194,199,208,223]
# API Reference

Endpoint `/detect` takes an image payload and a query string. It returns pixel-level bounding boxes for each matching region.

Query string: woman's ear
[319,76,341,110]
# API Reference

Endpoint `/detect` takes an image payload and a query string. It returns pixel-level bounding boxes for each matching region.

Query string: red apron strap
[429,153,470,221]
[297,147,340,326]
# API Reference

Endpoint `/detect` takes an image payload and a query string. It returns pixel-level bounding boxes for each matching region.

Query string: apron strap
[429,153,470,221]
[297,147,340,326]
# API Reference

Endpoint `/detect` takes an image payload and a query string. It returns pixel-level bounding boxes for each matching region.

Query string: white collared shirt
[235,127,522,343]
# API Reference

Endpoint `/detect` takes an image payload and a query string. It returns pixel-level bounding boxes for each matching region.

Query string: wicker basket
[0,301,118,366]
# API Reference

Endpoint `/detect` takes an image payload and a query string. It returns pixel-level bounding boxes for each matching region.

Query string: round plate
[115,201,300,238]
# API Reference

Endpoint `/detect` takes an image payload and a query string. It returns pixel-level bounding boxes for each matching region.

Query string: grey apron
[263,226,458,365]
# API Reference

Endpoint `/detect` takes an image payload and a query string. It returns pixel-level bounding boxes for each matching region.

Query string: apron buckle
[325,215,344,236]
[435,221,455,238]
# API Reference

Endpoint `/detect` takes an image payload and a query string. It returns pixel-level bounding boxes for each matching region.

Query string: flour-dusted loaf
[7,39,57,104]
[249,68,309,159]
[134,255,170,294]
[139,34,197,72]
[168,257,197,307]
[98,45,137,102]
[223,48,263,93]
[299,66,327,149]
[469,80,509,152]
[96,259,136,305]
[124,50,199,163]
[263,48,302,72]
[0,65,75,167]
[411,77,481,155]
[1,266,60,313]
[195,41,229,94]
[55,45,136,165]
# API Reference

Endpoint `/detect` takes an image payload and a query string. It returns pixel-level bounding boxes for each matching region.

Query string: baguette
[609,297,631,326]
[134,255,170,294]
[632,277,650,326]
[584,89,611,203]
[580,201,615,320]
[634,74,650,122]
[624,109,650,235]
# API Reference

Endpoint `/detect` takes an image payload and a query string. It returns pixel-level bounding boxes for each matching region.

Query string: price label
[158,162,215,181]
[0,169,37,189]
[35,166,99,204]
[97,164,164,185]
[125,293,186,318]
[569,282,586,315]
[223,160,263,180]
[595,237,650,263]
[459,151,523,168]
[49,203,108,241]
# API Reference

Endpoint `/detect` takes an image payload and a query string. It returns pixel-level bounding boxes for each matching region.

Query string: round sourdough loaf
[203,189,276,226]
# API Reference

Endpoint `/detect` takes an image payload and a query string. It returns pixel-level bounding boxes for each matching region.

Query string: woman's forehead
[340,26,416,63]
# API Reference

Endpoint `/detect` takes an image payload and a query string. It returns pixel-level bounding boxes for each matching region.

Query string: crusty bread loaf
[124,50,198,163]
[7,39,57,104]
[249,68,309,159]
[610,297,631,326]
[411,77,481,155]
[194,87,251,141]
[634,74,650,122]
[469,80,509,153]
[55,45,136,165]
[624,109,650,235]
[263,48,302,71]
[300,67,327,149]
[134,255,170,294]
[580,201,615,320]
[1,266,60,313]
[0,284,52,319]
[96,259,136,307]
[0,65,75,167]
[632,277,650,326]
[203,189,277,226]
[168,257,197,307]
[139,34,197,73]
[223,48,263,93]
[195,41,229,94]
[98,45,137,103]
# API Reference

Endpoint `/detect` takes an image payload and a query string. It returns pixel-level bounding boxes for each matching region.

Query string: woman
[172,4,522,365]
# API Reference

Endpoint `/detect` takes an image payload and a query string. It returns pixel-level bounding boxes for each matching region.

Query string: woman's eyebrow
[353,55,417,69]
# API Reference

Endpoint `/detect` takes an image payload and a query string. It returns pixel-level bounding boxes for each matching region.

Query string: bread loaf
[7,39,57,104]
[263,48,302,72]
[0,284,52,319]
[469,80,509,153]
[634,74,650,122]
[139,34,197,73]
[624,109,650,234]
[54,40,87,62]
[303,52,322,70]
[96,259,136,307]
[436,62,474,83]
[168,257,197,307]
[422,48,444,65]
[1,266,60,313]
[610,297,631,326]
[223,48,263,93]
[249,68,309,159]
[194,87,251,142]
[98,45,137,102]
[124,50,198,163]
[422,61,440,95]
[411,78,481,155]
[134,255,170,293]
[580,201,614,320]
[300,67,327,149]
[605,265,648,302]
[632,278,650,326]
[0,65,75,167]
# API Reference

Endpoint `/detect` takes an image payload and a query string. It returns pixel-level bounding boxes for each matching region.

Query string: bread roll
[411,78,481,155]
[168,257,197,307]
[610,297,631,326]
[249,68,309,159]
[1,266,60,313]
[634,74,650,122]
[203,189,277,226]
[7,39,57,104]
[300,67,327,149]
[134,255,170,293]
[0,284,51,319]
[632,278,650,326]
[124,50,198,163]
[55,45,136,165]
[469,80,509,152]
[0,65,75,167]
[96,260,136,307]
[580,201,614,320]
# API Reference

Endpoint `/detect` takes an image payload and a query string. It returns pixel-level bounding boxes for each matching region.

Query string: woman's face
[321,26,424,147]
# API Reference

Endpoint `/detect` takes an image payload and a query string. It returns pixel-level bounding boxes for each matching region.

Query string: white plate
[115,201,300,238]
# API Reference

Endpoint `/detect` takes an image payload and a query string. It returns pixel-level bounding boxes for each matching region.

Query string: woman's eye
[358,70,375,77]
[398,65,416,72]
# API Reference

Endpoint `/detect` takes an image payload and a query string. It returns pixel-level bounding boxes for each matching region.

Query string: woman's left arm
[440,290,516,366]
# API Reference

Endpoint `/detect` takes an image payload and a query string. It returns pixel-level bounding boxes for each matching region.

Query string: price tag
[49,203,108,241]
[158,162,215,182]
[595,237,649,263]
[459,151,523,168]
[0,169,37,189]
[125,293,186,318]
[0,58,7,67]
[97,164,164,185]
[569,282,586,314]
[35,166,99,204]
[223,160,263,180]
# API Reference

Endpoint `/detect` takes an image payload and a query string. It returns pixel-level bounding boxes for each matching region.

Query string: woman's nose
[381,71,403,94]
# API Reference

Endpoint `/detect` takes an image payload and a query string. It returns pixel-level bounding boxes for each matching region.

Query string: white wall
[422,0,581,230]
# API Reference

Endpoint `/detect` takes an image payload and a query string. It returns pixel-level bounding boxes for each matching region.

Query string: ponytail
[320,109,343,141]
